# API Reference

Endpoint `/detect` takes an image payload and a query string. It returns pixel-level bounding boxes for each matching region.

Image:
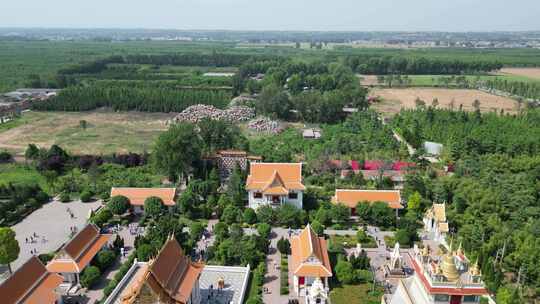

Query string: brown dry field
[0,110,174,156]
[358,75,380,86]
[370,88,517,116]
[498,68,540,80]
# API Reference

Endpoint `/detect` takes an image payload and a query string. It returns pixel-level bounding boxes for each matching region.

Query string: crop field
[0,110,174,155]
[370,88,517,115]
[498,68,540,80]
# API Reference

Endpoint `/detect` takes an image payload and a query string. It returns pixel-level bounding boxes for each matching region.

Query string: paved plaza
[11,199,102,271]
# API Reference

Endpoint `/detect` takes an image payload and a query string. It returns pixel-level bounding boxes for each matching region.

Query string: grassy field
[0,164,50,192]
[329,283,383,304]
[370,88,517,116]
[0,110,174,155]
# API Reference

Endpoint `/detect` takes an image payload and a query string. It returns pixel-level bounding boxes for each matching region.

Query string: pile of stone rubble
[171,104,255,123]
[247,117,283,134]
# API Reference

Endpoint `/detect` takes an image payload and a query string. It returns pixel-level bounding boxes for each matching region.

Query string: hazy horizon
[1,0,540,32]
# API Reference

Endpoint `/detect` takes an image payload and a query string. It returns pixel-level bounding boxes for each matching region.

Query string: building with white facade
[423,203,449,247]
[289,224,332,304]
[245,163,305,209]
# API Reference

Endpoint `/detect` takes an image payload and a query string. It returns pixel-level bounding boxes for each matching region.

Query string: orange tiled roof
[0,256,63,304]
[120,236,204,304]
[290,225,332,278]
[47,224,111,274]
[110,187,176,206]
[331,189,403,209]
[246,163,305,192]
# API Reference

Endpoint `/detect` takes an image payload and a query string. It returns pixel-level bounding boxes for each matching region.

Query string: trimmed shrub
[80,266,101,288]
[80,190,93,202]
[94,249,117,271]
[109,195,130,215]
[256,223,271,239]
[59,192,71,203]
[277,237,291,255]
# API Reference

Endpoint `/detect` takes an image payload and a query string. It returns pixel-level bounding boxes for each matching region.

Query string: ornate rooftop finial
[441,252,460,282]
[470,258,481,276]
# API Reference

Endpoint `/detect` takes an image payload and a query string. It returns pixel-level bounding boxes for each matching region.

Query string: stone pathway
[84,223,138,303]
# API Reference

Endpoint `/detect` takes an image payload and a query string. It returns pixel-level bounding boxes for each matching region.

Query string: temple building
[0,256,63,304]
[205,150,262,182]
[384,244,488,304]
[331,189,403,217]
[106,235,204,304]
[110,187,177,214]
[289,224,332,304]
[245,163,305,209]
[423,203,449,247]
[47,224,112,289]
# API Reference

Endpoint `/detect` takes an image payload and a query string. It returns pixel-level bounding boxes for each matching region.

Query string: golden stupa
[441,253,460,282]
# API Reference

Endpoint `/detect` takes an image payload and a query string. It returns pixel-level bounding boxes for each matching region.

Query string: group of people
[66,207,75,219]
[69,225,78,236]
[26,232,45,256]
[25,232,46,244]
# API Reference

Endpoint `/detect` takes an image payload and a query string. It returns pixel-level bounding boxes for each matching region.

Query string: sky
[1,0,539,32]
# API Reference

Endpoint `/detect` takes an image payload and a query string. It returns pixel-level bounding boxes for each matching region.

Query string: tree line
[484,78,540,101]
[33,81,230,112]
[344,55,503,75]
[58,52,280,76]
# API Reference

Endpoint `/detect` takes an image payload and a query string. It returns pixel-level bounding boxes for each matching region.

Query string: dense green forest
[33,81,231,112]
[409,154,540,301]
[392,108,540,160]
[249,111,402,164]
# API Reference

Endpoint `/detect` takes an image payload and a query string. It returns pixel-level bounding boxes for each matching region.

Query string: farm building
[302,128,322,139]
[245,163,305,209]
[423,141,443,156]
[110,187,176,214]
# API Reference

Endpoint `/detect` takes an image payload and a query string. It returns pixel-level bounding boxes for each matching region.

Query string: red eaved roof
[350,160,360,171]
[391,162,415,171]
[363,160,384,170]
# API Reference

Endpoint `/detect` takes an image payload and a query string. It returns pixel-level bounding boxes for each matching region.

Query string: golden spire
[470,258,481,276]
[422,245,430,256]
[441,252,460,282]
[457,242,464,256]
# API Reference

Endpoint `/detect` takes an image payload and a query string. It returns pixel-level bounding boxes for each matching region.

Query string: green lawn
[0,164,51,193]
[329,283,384,304]
[329,233,377,249]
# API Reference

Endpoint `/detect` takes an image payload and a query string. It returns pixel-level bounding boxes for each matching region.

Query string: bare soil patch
[0,110,174,155]
[358,75,380,86]
[370,88,517,116]
[498,68,540,80]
